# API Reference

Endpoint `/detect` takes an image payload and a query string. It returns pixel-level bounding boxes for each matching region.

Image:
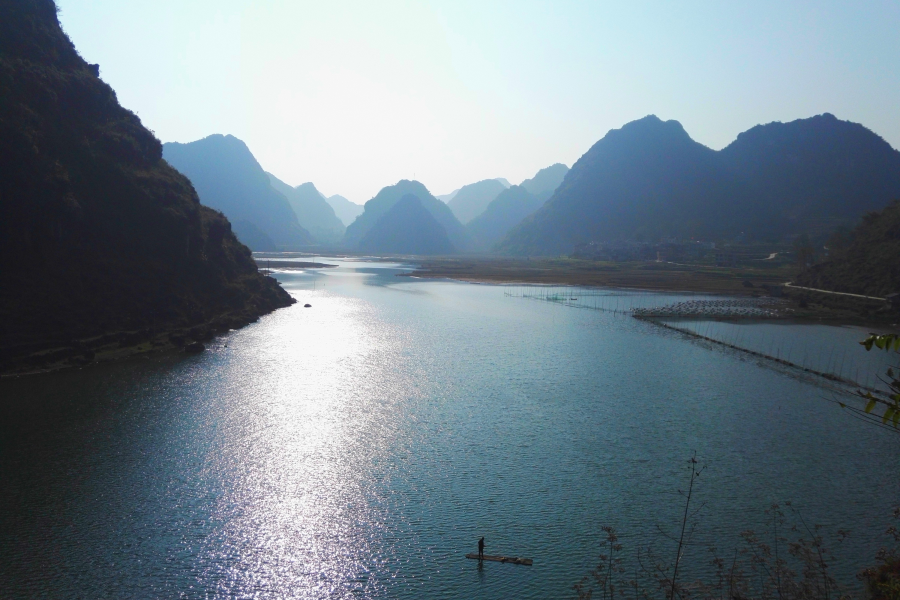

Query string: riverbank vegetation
[575,458,900,600]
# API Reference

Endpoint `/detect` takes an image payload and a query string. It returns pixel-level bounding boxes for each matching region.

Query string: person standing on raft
[478,537,485,560]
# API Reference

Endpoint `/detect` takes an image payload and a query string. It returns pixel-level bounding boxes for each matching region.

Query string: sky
[58,0,900,203]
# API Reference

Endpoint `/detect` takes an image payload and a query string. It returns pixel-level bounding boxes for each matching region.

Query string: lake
[1,258,897,599]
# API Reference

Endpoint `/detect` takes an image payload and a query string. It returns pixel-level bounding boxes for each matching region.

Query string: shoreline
[0,288,295,378]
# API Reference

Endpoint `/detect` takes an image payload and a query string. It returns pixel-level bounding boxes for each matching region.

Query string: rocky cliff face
[0,0,294,373]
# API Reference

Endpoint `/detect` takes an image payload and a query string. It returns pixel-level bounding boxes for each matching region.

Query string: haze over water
[1,259,897,598]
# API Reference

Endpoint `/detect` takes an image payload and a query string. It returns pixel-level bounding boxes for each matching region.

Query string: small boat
[304,303,312,308]
[465,553,533,566]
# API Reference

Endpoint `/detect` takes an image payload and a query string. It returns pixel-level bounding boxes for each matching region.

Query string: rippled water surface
[1,258,898,599]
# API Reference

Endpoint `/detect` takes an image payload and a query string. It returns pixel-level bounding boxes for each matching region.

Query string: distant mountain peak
[497,114,900,256]
[265,174,344,244]
[611,115,692,142]
[358,193,455,255]
[163,136,314,250]
[345,180,467,250]
[447,179,507,224]
[296,181,325,199]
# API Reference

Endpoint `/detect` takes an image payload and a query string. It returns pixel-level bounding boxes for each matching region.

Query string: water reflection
[0,258,897,599]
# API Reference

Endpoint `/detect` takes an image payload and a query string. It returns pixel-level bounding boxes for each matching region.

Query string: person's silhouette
[478,536,485,560]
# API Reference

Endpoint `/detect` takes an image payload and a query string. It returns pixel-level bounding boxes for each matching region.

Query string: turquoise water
[1,258,897,598]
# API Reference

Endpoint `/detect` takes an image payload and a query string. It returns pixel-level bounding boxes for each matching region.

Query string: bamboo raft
[465,553,533,566]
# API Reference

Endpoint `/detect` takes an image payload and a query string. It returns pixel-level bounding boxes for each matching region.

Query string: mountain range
[326,194,364,227]
[267,175,345,244]
[358,194,455,255]
[498,114,900,256]
[0,1,293,371]
[466,185,546,251]
[344,180,468,251]
[447,179,508,224]
[519,163,569,201]
[163,135,314,250]
[437,178,510,203]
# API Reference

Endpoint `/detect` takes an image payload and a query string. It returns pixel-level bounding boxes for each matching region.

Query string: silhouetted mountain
[719,113,900,232]
[794,201,900,297]
[326,194,364,227]
[519,163,569,202]
[358,194,454,255]
[0,0,293,372]
[163,135,313,250]
[499,115,900,256]
[436,188,460,203]
[467,186,545,251]
[267,174,345,244]
[447,179,508,224]
[344,180,468,250]
[495,178,512,188]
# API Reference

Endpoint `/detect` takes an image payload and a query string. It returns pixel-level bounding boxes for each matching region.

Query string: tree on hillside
[851,333,900,431]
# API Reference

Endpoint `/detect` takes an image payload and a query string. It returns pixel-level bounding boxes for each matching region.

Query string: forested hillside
[795,201,900,297]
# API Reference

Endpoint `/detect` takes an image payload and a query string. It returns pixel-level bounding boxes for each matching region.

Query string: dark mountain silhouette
[344,180,468,250]
[163,135,313,250]
[267,174,345,244]
[0,0,293,372]
[498,115,900,256]
[719,113,900,232]
[358,194,454,255]
[447,179,508,224]
[326,194,364,227]
[794,201,900,297]
[519,163,569,202]
[466,186,545,251]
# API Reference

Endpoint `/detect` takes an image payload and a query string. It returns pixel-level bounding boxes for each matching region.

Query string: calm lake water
[1,258,898,599]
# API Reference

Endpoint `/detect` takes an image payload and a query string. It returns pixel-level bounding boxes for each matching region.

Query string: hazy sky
[58,0,900,203]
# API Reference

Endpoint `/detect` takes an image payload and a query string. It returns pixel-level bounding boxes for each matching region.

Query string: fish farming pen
[633,298,786,319]
[505,285,890,394]
[502,285,698,315]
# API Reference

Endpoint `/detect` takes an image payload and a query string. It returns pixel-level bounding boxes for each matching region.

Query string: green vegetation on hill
[162,135,313,250]
[794,200,900,297]
[446,178,507,224]
[499,115,900,256]
[343,180,468,250]
[266,175,345,244]
[358,194,454,255]
[0,0,294,371]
